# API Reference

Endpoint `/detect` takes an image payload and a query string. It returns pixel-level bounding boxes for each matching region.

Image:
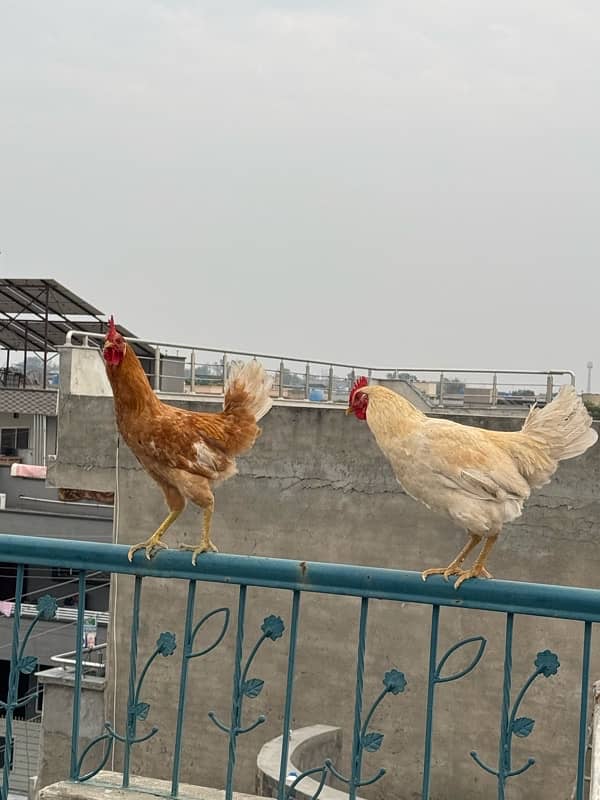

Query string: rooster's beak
[345,407,352,416]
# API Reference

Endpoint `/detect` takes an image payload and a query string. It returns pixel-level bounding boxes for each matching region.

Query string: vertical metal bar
[153,348,161,391]
[546,375,553,403]
[349,597,369,800]
[171,581,197,797]
[491,373,498,406]
[225,585,247,800]
[422,605,440,800]
[279,361,285,399]
[22,322,28,386]
[576,621,593,800]
[222,353,229,391]
[190,350,196,394]
[497,612,514,800]
[328,366,334,402]
[439,372,445,405]
[123,576,143,788]
[42,284,49,387]
[70,571,87,780]
[1,564,24,800]
[277,591,301,800]
[367,369,372,381]
[589,681,600,797]
[304,364,310,400]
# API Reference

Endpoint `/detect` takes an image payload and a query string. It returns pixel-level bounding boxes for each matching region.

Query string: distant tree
[584,400,600,420]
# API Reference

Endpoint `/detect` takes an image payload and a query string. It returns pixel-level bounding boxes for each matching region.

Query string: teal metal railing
[0,533,597,800]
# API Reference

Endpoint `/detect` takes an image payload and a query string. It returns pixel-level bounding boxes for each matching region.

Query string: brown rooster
[346,377,597,587]
[102,317,273,564]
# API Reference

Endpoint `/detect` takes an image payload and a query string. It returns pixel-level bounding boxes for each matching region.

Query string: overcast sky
[1,1,599,388]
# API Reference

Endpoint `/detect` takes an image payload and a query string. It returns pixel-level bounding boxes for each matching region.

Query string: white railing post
[153,347,161,391]
[190,350,196,394]
[222,353,229,391]
[278,361,285,399]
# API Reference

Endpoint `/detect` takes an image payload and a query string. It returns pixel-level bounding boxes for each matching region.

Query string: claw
[180,540,219,566]
[421,565,464,582]
[453,565,493,590]
[127,539,168,562]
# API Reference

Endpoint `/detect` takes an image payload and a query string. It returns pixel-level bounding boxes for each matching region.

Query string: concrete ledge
[40,773,261,800]
[256,725,365,800]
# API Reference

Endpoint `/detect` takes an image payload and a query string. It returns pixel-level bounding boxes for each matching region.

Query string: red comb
[349,376,368,401]
[107,315,117,338]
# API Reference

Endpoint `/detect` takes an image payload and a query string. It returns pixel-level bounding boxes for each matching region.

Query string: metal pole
[546,375,553,403]
[222,353,229,390]
[589,681,600,799]
[587,362,593,394]
[154,347,161,391]
[23,322,28,387]
[439,372,445,405]
[305,363,310,400]
[279,360,285,399]
[328,366,334,402]
[43,284,49,387]
[491,373,498,406]
[190,350,196,394]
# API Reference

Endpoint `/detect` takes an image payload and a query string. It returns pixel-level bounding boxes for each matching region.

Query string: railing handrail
[1,533,599,622]
[51,642,106,672]
[63,329,576,383]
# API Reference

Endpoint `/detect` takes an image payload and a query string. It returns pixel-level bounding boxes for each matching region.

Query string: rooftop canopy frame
[0,278,152,388]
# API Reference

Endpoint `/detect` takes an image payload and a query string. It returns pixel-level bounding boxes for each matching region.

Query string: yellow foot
[127,539,168,562]
[453,565,493,590]
[421,564,465,582]
[180,540,219,566]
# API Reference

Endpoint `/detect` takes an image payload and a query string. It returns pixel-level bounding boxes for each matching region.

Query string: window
[0,428,29,453]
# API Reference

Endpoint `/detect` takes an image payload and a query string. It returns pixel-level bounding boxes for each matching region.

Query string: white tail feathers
[522,385,598,462]
[225,360,274,421]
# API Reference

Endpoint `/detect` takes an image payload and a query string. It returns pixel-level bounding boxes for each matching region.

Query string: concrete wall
[36,668,106,793]
[49,346,600,800]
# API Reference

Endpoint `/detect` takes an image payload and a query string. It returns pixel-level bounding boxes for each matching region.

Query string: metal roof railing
[64,330,577,411]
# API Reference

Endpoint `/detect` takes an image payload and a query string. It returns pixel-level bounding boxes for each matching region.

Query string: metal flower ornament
[471,649,561,793]
[76,630,178,781]
[288,668,408,800]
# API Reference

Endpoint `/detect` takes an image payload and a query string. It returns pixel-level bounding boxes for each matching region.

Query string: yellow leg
[421,533,483,582]
[453,535,498,590]
[179,502,219,566]
[127,509,182,562]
